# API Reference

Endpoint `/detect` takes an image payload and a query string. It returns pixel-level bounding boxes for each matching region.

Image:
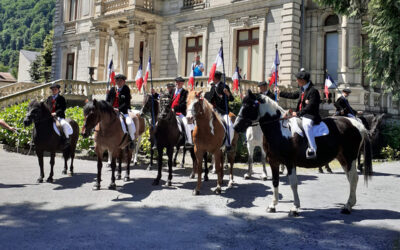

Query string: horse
[233,90,372,215]
[244,124,268,180]
[82,99,133,190]
[23,100,79,183]
[140,94,159,171]
[186,91,239,195]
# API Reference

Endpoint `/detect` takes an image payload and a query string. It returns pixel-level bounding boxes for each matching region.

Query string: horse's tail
[363,132,373,184]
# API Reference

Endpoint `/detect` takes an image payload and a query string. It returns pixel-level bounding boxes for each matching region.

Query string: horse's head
[370,113,385,138]
[140,94,159,119]
[82,99,100,138]
[186,90,204,122]
[23,100,51,126]
[233,89,265,133]
[158,94,173,120]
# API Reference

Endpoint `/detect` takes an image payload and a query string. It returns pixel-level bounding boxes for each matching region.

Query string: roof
[0,72,16,83]
[20,50,40,63]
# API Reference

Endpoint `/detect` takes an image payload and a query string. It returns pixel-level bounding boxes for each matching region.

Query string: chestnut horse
[82,100,133,190]
[234,90,372,215]
[186,91,239,195]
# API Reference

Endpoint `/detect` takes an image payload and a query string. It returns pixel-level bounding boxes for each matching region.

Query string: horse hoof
[106,163,112,169]
[180,163,185,168]
[124,177,130,182]
[204,175,209,182]
[147,165,152,171]
[62,170,67,175]
[262,176,268,181]
[92,184,100,190]
[116,175,122,180]
[244,174,250,180]
[214,188,222,194]
[227,182,234,189]
[108,183,116,190]
[46,178,53,183]
[327,169,333,174]
[267,207,276,213]
[318,169,323,174]
[189,174,195,179]
[167,180,172,186]
[289,210,300,217]
[341,208,351,214]
[37,178,43,183]
[152,179,160,186]
[192,190,200,196]
[68,171,74,177]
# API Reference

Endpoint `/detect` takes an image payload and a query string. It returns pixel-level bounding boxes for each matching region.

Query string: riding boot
[129,139,135,150]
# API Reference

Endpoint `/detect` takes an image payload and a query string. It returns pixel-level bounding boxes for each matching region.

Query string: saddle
[288,117,329,138]
[53,117,65,138]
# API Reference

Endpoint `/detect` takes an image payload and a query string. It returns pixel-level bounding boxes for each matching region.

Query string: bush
[381,122,400,160]
[381,146,400,160]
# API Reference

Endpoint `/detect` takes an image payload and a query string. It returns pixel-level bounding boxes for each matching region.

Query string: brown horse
[82,99,133,190]
[186,91,239,195]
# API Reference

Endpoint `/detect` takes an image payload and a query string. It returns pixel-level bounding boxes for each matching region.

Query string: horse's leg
[210,155,216,174]
[341,159,359,214]
[287,166,300,217]
[36,150,45,183]
[47,152,55,183]
[147,145,154,171]
[261,147,268,180]
[108,157,117,190]
[203,152,208,182]
[227,150,235,188]
[193,149,204,195]
[152,147,163,185]
[133,135,141,166]
[93,155,102,190]
[326,164,333,173]
[244,144,254,179]
[167,146,173,186]
[173,146,179,167]
[189,148,196,179]
[357,152,363,172]
[116,150,122,180]
[124,147,132,182]
[180,147,186,168]
[213,150,223,194]
[69,148,75,176]
[267,161,280,213]
[62,151,68,175]
[318,166,324,173]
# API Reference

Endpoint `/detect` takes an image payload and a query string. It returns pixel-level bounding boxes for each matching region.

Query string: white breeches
[57,117,73,138]
[222,114,234,146]
[302,117,317,151]
[177,114,194,144]
[123,114,136,141]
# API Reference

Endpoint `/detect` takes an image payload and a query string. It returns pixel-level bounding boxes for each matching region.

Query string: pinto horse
[234,90,372,215]
[23,100,79,183]
[186,91,239,195]
[82,100,133,190]
[244,124,268,180]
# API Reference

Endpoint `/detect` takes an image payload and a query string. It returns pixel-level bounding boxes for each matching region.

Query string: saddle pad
[52,121,73,136]
[119,116,127,134]
[288,118,329,137]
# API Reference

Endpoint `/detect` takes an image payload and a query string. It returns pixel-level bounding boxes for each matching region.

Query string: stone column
[280,0,302,87]
[340,16,348,83]
[127,24,141,80]
[94,27,108,81]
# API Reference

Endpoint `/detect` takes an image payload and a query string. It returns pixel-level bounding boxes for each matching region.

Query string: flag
[324,73,336,99]
[188,64,195,90]
[269,49,280,87]
[232,65,240,91]
[108,59,115,86]
[208,47,223,84]
[143,56,151,89]
[135,63,143,91]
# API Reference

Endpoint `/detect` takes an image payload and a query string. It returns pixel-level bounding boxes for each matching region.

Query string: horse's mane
[259,94,286,117]
[201,96,223,124]
[29,99,51,116]
[84,100,115,117]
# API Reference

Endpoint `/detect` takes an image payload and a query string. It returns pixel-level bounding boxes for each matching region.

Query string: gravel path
[0,150,399,249]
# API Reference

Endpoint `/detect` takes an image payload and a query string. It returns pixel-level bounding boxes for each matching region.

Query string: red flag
[269,71,279,87]
[232,66,239,91]
[208,47,223,84]
[188,64,195,90]
[108,59,115,86]
[324,73,336,99]
[143,56,151,89]
[135,63,143,91]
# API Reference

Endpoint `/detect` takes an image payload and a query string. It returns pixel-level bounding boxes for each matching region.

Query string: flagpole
[149,52,155,127]
[220,38,231,147]
[236,61,243,100]
[274,44,278,102]
[326,69,355,117]
[192,60,195,90]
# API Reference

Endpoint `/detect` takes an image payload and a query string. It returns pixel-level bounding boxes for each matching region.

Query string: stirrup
[306,148,317,159]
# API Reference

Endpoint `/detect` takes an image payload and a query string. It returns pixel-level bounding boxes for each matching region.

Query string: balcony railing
[183,0,204,8]
[103,0,129,13]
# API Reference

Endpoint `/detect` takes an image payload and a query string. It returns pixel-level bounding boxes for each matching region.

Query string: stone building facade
[52,0,399,115]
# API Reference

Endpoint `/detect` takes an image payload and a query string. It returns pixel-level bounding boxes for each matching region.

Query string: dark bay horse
[23,100,79,183]
[140,94,159,171]
[234,90,372,215]
[82,100,133,190]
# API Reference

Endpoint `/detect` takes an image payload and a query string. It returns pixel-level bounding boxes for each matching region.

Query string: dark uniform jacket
[171,88,188,116]
[262,90,276,100]
[46,95,66,118]
[209,81,234,114]
[279,82,321,124]
[106,85,131,114]
[334,96,356,116]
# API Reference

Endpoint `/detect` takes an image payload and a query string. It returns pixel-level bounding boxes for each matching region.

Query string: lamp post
[87,66,96,100]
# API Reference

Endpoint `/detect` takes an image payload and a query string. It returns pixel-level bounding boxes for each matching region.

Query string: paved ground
[0,149,399,249]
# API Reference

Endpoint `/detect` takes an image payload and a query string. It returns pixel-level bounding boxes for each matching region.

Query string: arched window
[324,15,339,81]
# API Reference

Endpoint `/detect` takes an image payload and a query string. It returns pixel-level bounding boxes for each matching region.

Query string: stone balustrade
[103,0,129,13]
[0,82,39,98]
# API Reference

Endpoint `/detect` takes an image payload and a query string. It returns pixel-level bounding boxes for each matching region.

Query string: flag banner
[108,59,115,86]
[188,64,195,90]
[135,63,143,92]
[269,49,280,87]
[143,56,151,89]
[208,47,223,84]
[324,73,336,99]
[232,66,239,91]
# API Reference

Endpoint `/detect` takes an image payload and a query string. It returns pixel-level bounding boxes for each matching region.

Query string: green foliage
[229,95,248,162]
[0,0,55,77]
[382,122,400,151]
[380,146,400,160]
[65,106,94,153]
[316,0,400,97]
[29,30,53,83]
[140,127,152,157]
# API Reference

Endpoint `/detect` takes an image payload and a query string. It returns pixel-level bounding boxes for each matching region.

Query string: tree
[29,30,53,83]
[316,0,400,95]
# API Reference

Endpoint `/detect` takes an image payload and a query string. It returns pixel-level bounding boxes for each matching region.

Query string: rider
[46,83,73,149]
[171,76,194,148]
[258,79,275,100]
[276,69,321,159]
[166,82,175,96]
[334,88,362,118]
[106,74,136,149]
[208,71,235,151]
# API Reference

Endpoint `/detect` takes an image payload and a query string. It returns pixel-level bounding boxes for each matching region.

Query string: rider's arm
[279,90,300,100]
[118,86,131,113]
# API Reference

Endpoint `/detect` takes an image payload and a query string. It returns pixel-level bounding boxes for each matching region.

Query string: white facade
[17,50,40,83]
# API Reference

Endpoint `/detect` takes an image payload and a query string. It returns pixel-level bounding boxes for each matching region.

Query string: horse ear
[255,94,265,103]
[93,99,97,106]
[248,89,256,100]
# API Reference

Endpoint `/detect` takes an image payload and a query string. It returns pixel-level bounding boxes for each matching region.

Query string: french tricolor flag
[188,64,195,90]
[208,47,223,84]
[232,65,240,92]
[324,73,336,99]
[143,56,151,89]
[269,49,280,87]
[108,59,116,86]
[135,63,143,92]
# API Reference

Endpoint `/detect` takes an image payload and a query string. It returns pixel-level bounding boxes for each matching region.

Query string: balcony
[103,0,129,13]
[183,0,205,9]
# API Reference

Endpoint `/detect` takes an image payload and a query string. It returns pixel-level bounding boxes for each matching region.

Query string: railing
[143,0,153,11]
[0,82,39,98]
[103,0,129,13]
[183,0,204,8]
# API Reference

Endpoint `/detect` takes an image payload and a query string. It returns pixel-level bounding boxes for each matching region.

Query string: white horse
[244,124,268,180]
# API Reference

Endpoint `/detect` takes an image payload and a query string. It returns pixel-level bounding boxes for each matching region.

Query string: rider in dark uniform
[334,88,362,118]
